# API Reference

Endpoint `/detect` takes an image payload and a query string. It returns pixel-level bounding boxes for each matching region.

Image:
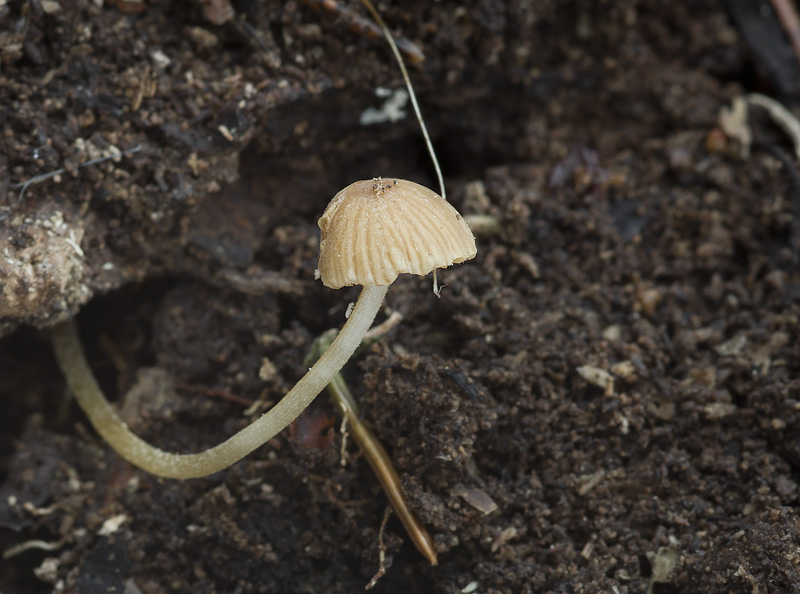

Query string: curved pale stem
[50,285,389,479]
[358,0,445,200]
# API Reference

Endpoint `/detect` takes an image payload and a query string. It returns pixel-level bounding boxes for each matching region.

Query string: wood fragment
[771,0,800,71]
[452,483,498,514]
[748,93,800,160]
[301,0,425,64]
[365,507,393,590]
[309,331,439,565]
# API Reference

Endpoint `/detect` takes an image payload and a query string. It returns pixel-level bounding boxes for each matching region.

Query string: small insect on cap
[316,178,477,289]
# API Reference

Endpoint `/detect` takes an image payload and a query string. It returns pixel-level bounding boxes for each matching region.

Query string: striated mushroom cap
[317,178,477,289]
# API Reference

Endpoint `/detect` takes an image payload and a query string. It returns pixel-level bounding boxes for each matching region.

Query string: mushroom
[50,178,476,479]
[317,178,476,288]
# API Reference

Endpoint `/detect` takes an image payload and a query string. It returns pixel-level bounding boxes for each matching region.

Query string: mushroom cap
[317,178,477,289]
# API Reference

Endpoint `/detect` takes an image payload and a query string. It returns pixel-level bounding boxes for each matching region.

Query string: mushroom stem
[50,285,389,479]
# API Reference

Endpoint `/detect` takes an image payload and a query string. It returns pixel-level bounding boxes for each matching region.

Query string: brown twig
[340,400,439,566]
[176,383,255,408]
[771,0,800,70]
[11,145,142,203]
[214,268,308,296]
[365,507,393,590]
[362,310,403,341]
[307,332,439,566]
[301,0,425,64]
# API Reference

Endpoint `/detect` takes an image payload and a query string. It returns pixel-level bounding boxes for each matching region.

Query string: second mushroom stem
[50,285,388,479]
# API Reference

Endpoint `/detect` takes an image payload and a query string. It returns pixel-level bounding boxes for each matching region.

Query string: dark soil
[2,1,800,592]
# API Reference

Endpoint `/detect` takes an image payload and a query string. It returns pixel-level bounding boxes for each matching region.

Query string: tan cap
[317,178,477,289]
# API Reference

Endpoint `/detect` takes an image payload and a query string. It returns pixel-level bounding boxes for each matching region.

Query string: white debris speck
[360,88,409,125]
[217,124,234,142]
[577,365,615,396]
[150,49,171,70]
[65,230,84,257]
[34,557,60,583]
[98,513,128,536]
[40,0,61,13]
[108,144,123,162]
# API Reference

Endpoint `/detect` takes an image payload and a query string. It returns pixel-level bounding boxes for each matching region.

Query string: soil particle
[360,346,496,541]
[0,203,91,334]
[687,507,800,593]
